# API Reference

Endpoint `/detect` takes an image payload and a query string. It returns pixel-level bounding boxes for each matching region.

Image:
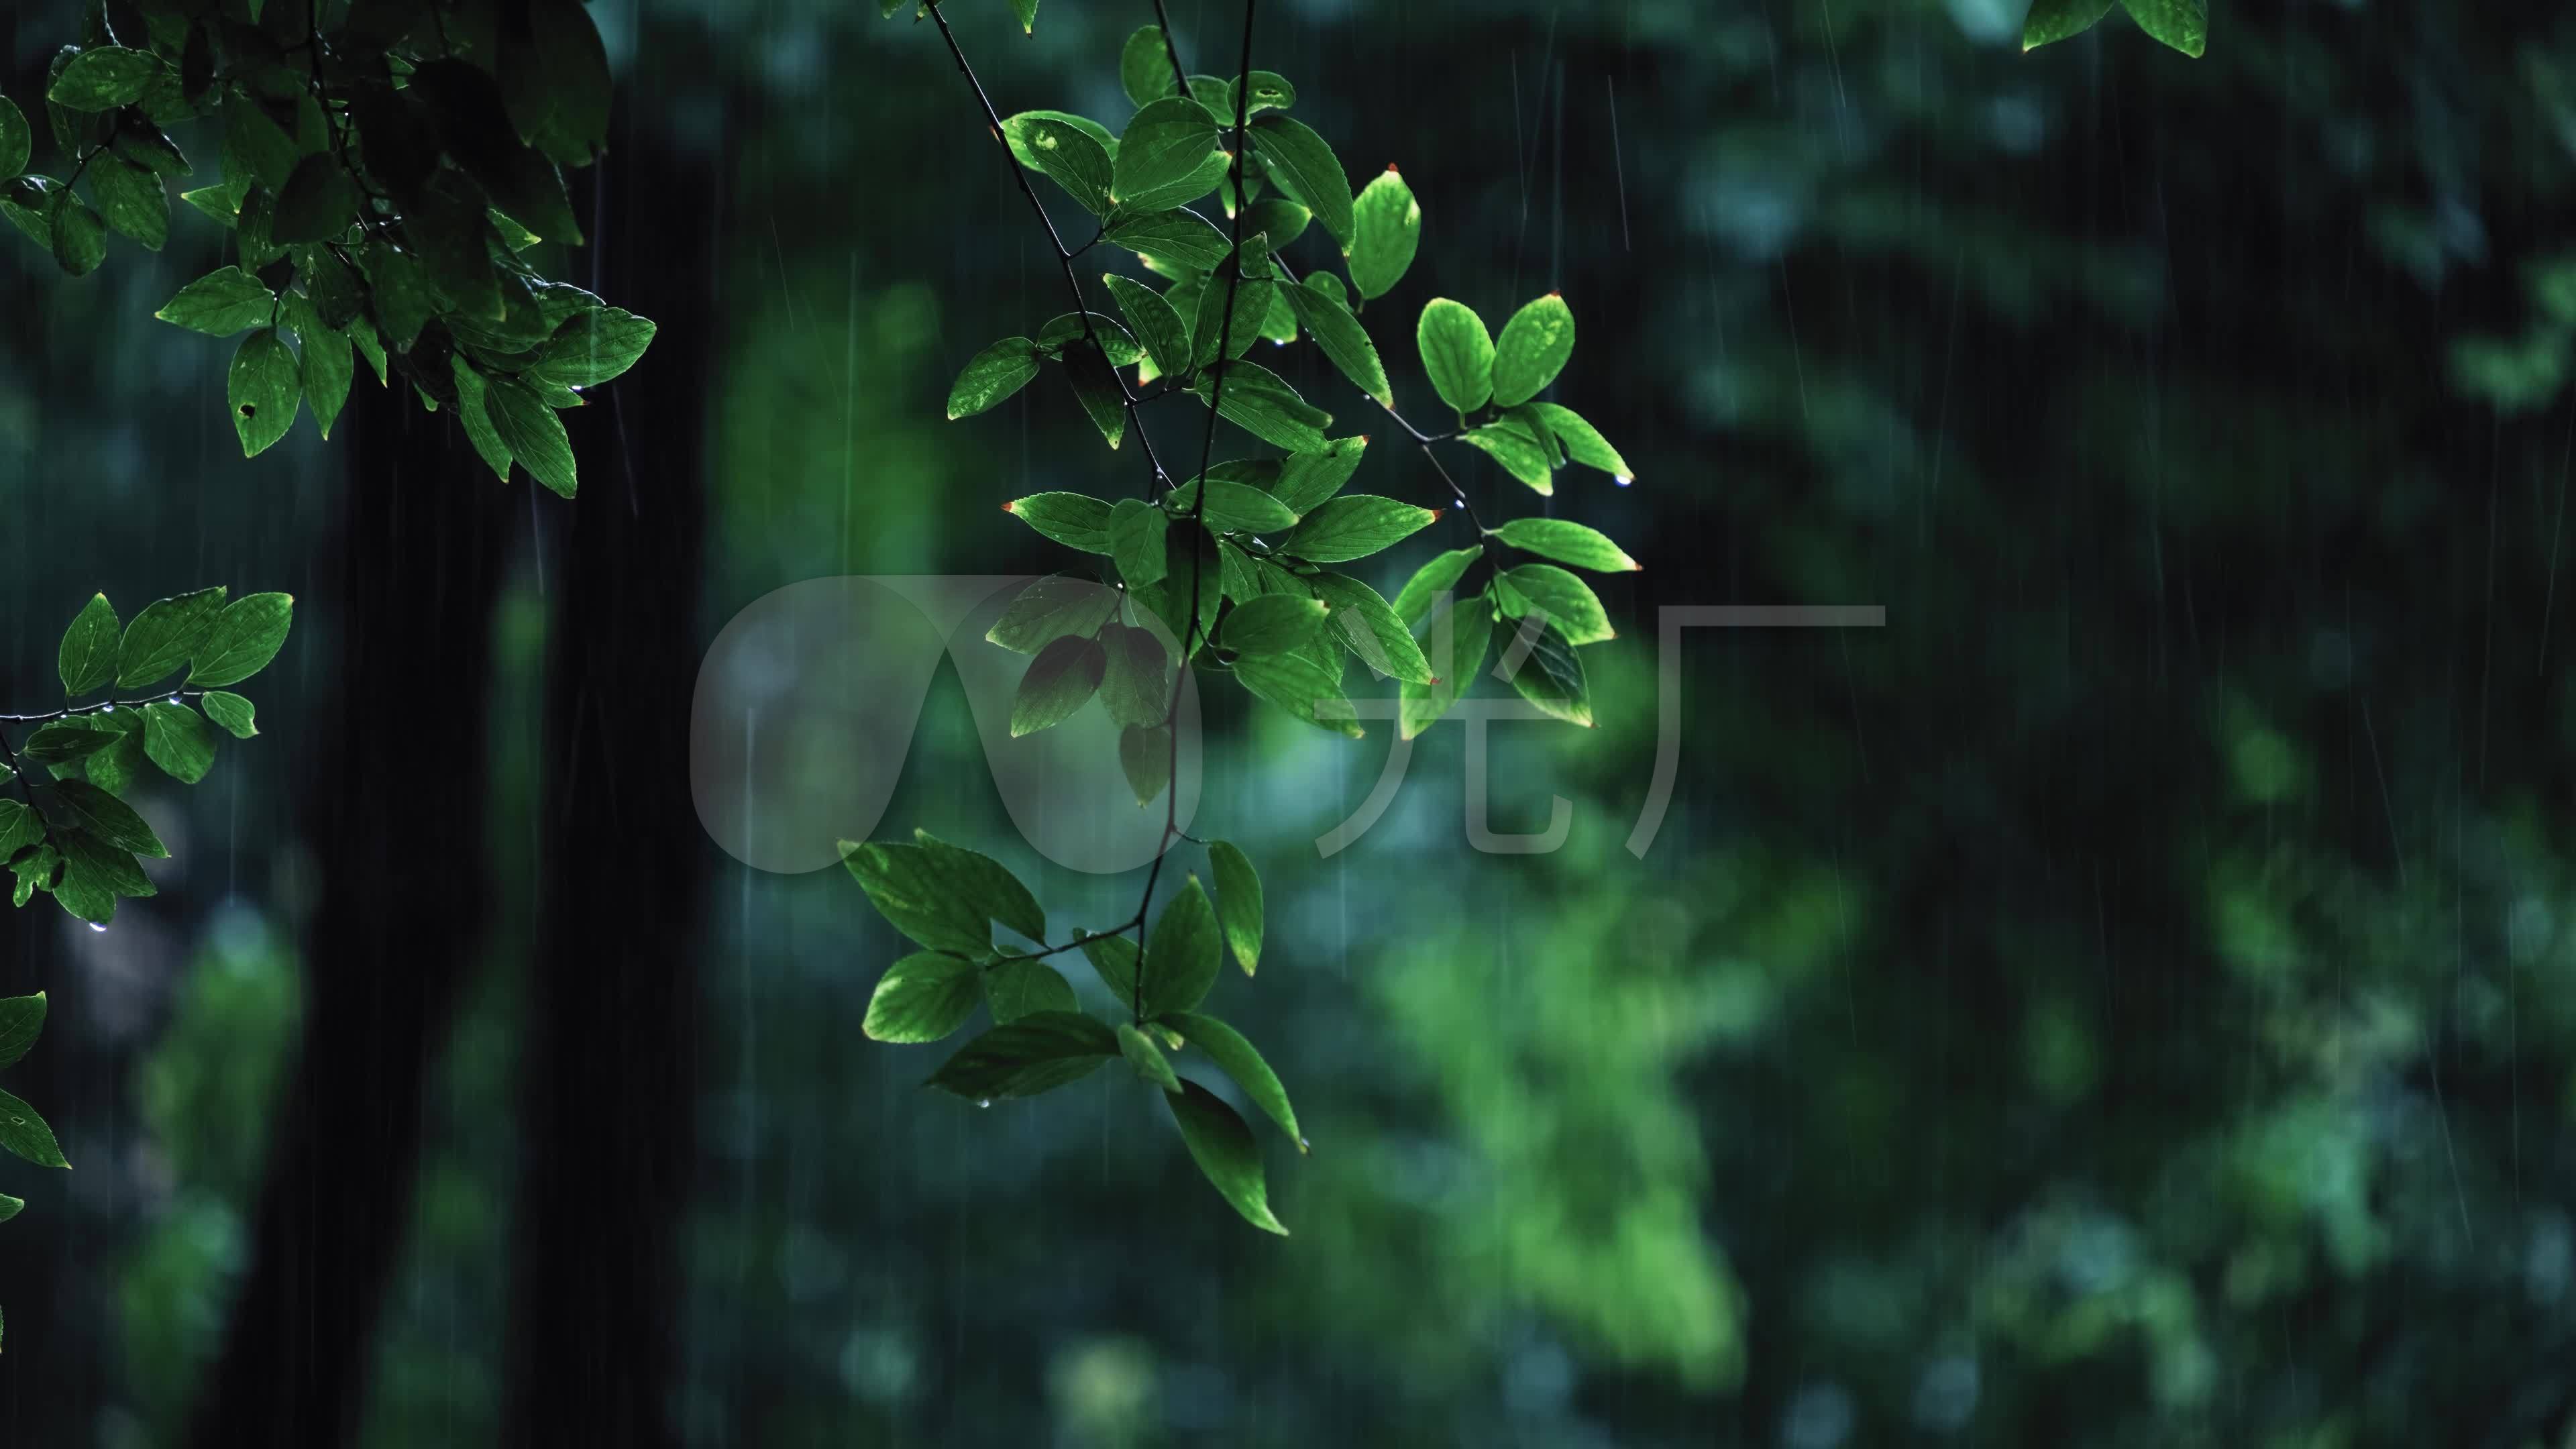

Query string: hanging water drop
[87,922,107,934]
[975,1099,993,1110]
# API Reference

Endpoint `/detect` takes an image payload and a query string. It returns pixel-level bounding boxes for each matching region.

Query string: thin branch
[0,690,205,724]
[1150,0,1193,96]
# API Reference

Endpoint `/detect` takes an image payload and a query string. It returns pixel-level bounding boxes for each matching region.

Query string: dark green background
[4,0,2573,1444]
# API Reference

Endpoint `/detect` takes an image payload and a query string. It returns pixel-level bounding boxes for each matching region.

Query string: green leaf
[912,829,1049,943]
[49,190,105,276]
[178,186,237,228]
[1497,564,1615,644]
[529,309,658,390]
[1249,114,1353,244]
[485,378,578,498]
[1189,360,1332,453]
[1103,207,1231,272]
[0,995,44,1071]
[1525,402,1633,482]
[1347,166,1421,301]
[1141,875,1220,1018]
[985,959,1078,1024]
[1236,650,1362,737]
[1115,97,1224,213]
[449,360,516,482]
[49,48,158,112]
[1273,437,1368,515]
[157,266,270,335]
[1242,197,1311,251]
[1110,500,1170,590]
[502,0,614,166]
[142,702,215,785]
[78,714,147,797]
[21,724,111,765]
[227,329,299,458]
[117,587,225,690]
[0,97,28,178]
[1167,1011,1299,1146]
[925,1011,1117,1100]
[1490,293,1576,407]
[1060,340,1130,451]
[863,952,981,1043]
[1079,930,1141,998]
[1020,116,1114,216]
[1417,299,1495,415]
[290,303,353,441]
[987,574,1120,655]
[88,153,166,251]
[1206,841,1263,975]
[2023,0,2116,48]
[1012,635,1106,737]
[1167,478,1299,534]
[946,337,1041,420]
[58,594,119,697]
[1491,614,1593,726]
[1001,110,1116,170]
[1305,572,1435,683]
[839,840,990,955]
[0,802,36,865]
[1285,494,1438,564]
[1285,282,1395,408]
[1118,1022,1183,1090]
[46,778,168,858]
[186,592,294,688]
[1119,723,1171,806]
[1121,27,1180,107]
[1190,266,1275,369]
[272,153,355,245]
[1461,423,1556,494]
[1099,623,1173,728]
[1401,593,1492,739]
[201,692,258,739]
[1008,492,1117,553]
[1219,594,1328,657]
[2118,0,2206,55]
[1007,0,1040,32]
[1101,274,1192,380]
[1494,517,1639,572]
[1164,1079,1287,1234]
[0,1089,67,1170]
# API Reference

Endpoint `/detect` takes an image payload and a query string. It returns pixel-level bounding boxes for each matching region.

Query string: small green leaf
[1206,841,1263,975]
[1164,1078,1287,1234]
[1001,110,1116,170]
[1273,437,1368,515]
[1461,423,1556,494]
[1167,1011,1299,1145]
[2023,0,2116,48]
[1347,166,1421,301]
[1020,116,1114,216]
[1305,572,1435,683]
[1190,266,1275,369]
[1525,402,1633,482]
[947,337,1042,420]
[0,1089,68,1170]
[1110,500,1170,590]
[839,840,991,955]
[46,778,168,858]
[529,308,657,390]
[1012,635,1106,737]
[863,953,981,1043]
[1236,649,1362,737]
[1079,930,1141,999]
[0,995,43,1071]
[1401,594,1492,739]
[142,702,215,785]
[1010,0,1040,34]
[485,378,578,498]
[272,153,356,244]
[1497,564,1615,644]
[1120,724,1172,806]
[117,587,225,690]
[986,959,1079,1023]
[293,308,353,441]
[1494,518,1639,572]
[21,724,111,765]
[1242,197,1310,251]
[1167,478,1299,534]
[186,592,294,687]
[58,594,118,697]
[1417,299,1494,415]
[1284,494,1438,564]
[1249,114,1352,243]
[1393,547,1480,628]
[1285,282,1394,408]
[1101,274,1193,380]
[987,574,1120,655]
[1230,72,1297,117]
[2118,0,2205,56]
[0,97,28,178]
[227,330,299,457]
[1103,207,1231,272]
[1219,594,1328,657]
[449,360,515,482]
[1119,1022,1183,1090]
[0,802,38,863]
[1115,97,1224,212]
[1490,293,1576,407]
[1491,614,1593,726]
[1060,339,1130,450]
[48,47,159,112]
[87,153,166,251]
[201,692,258,739]
[912,829,1049,943]
[925,1011,1118,1100]
[1099,623,1173,729]
[1141,875,1220,1018]
[50,191,105,276]
[1189,360,1332,453]
[1120,27,1179,107]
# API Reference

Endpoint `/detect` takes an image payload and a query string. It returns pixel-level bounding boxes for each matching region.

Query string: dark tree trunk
[185,393,508,1445]
[499,115,718,1449]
